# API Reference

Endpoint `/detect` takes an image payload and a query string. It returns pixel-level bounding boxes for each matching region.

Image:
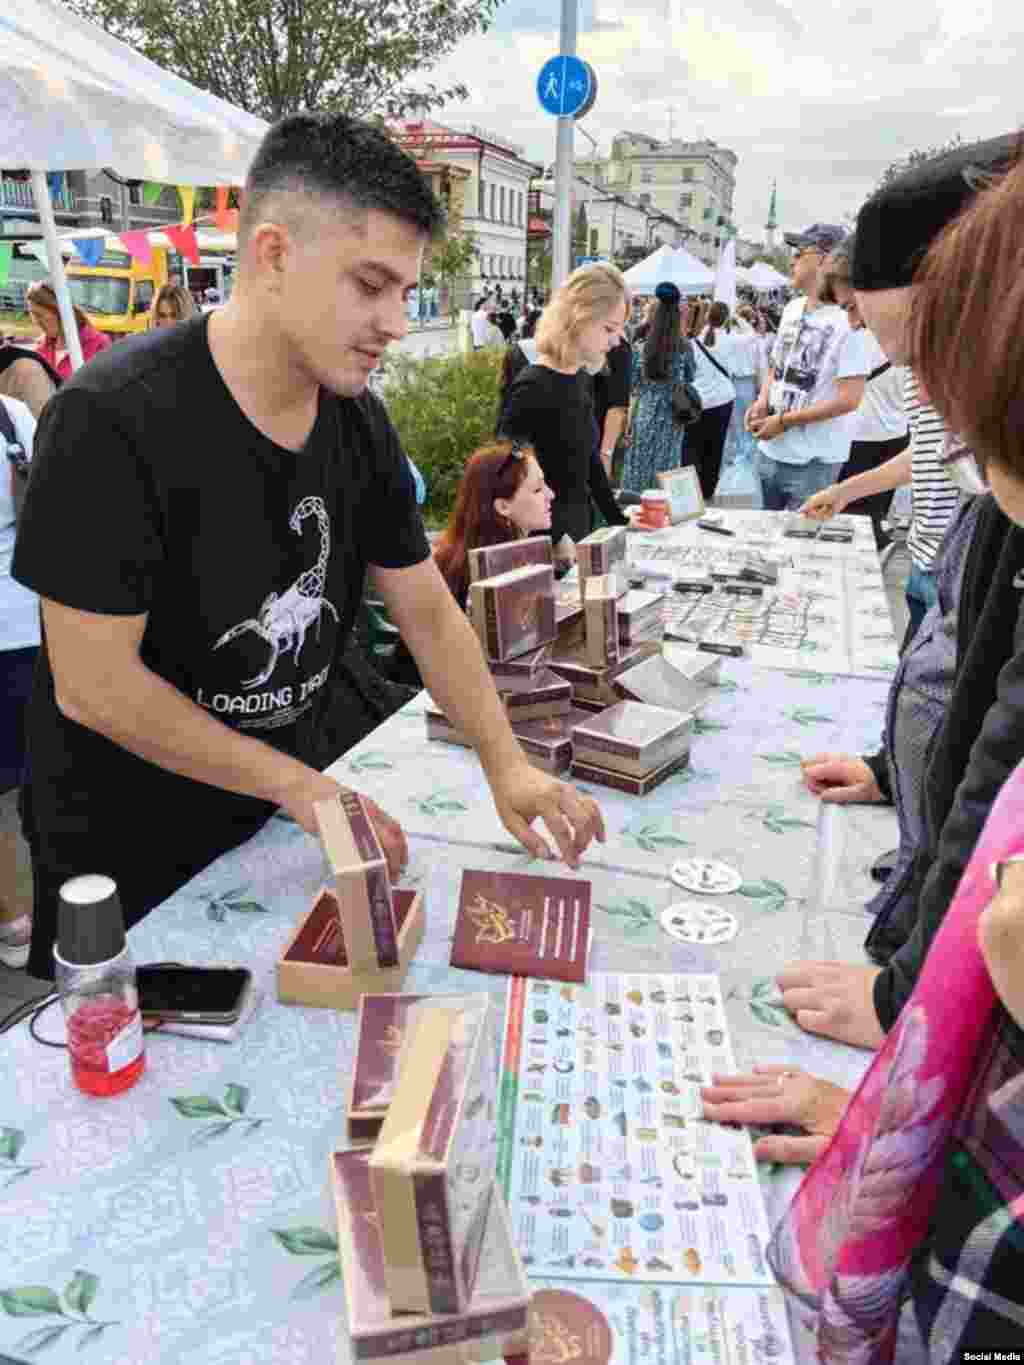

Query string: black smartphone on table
[137,965,253,1024]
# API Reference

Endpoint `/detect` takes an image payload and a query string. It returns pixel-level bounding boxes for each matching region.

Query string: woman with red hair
[390,440,554,686]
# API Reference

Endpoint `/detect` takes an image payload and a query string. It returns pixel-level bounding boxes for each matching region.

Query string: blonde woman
[498,263,629,558]
[150,284,197,329]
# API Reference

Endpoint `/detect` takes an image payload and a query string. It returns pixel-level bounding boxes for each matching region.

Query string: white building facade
[575,132,739,266]
[392,121,540,296]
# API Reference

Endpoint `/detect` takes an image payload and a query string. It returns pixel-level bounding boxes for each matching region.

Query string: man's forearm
[835,449,912,504]
[409,604,525,779]
[65,661,315,807]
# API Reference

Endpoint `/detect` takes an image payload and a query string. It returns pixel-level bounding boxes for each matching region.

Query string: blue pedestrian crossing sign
[536,55,595,118]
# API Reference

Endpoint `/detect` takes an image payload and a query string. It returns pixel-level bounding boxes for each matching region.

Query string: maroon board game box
[450,869,591,984]
[548,639,661,704]
[330,1149,529,1365]
[570,750,691,795]
[348,992,427,1144]
[276,888,423,1012]
[485,643,553,676]
[314,792,397,969]
[369,997,498,1315]
[469,564,556,662]
[468,536,552,583]
[571,700,692,778]
[576,526,628,601]
[426,706,587,774]
[492,668,571,719]
[617,589,666,645]
[584,573,621,670]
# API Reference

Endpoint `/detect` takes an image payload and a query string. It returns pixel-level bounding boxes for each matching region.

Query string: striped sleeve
[904,372,962,571]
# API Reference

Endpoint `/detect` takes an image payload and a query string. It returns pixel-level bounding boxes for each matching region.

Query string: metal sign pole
[551,0,577,293]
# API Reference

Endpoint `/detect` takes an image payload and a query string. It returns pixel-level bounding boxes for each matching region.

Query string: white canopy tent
[713,239,737,313]
[622,242,714,295]
[670,245,714,293]
[747,261,789,293]
[0,0,267,366]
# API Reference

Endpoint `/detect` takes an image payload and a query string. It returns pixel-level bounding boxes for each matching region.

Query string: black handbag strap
[867,360,892,382]
[694,337,732,382]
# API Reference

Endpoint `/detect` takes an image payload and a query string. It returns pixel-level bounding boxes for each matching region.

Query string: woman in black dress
[497,264,629,564]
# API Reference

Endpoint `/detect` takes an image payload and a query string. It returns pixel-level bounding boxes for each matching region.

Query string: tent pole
[29,172,85,372]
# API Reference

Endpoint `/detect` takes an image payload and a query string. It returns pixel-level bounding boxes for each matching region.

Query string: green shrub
[381,347,506,528]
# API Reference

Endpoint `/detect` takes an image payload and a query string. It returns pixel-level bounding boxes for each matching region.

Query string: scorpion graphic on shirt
[214,496,339,688]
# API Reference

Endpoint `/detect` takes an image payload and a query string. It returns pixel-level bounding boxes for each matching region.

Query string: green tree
[877,135,963,190]
[751,245,792,275]
[527,240,552,294]
[572,203,588,257]
[429,230,477,316]
[67,0,503,122]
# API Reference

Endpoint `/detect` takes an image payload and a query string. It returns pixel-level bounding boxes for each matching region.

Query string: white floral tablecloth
[2,516,901,1365]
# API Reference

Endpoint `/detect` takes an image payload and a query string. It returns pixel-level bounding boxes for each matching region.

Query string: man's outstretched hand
[489,761,606,869]
[777,960,886,1051]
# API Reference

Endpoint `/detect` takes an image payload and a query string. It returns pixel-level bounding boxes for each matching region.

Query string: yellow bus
[66,245,169,337]
[64,231,236,337]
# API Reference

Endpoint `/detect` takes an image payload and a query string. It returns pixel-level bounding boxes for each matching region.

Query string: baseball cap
[784,223,848,253]
[852,132,1020,291]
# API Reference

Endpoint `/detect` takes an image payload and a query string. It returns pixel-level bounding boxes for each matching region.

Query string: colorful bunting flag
[73,237,105,267]
[142,181,164,206]
[0,243,12,287]
[213,186,239,232]
[165,224,200,266]
[118,230,153,266]
[177,186,195,227]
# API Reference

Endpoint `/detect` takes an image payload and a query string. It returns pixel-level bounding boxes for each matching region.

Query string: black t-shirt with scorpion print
[13,314,429,917]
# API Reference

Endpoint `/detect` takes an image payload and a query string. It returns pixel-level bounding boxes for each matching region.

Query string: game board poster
[496,974,779,1288]
[527,1282,796,1365]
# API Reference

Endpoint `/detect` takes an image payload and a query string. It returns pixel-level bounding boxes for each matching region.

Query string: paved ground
[394,321,459,360]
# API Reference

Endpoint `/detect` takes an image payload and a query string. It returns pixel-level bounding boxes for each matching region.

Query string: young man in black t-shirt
[13,115,606,979]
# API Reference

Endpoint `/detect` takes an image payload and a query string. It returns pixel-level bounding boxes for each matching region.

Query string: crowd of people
[3,109,1024,1358]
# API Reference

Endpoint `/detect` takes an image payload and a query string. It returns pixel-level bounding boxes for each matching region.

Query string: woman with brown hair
[621,282,696,492]
[390,441,554,686]
[498,263,629,559]
[25,280,111,380]
[150,284,197,329]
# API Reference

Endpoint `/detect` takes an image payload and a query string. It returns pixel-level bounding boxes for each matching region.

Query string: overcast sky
[425,0,1022,242]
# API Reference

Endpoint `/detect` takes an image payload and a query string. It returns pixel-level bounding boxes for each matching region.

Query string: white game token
[660,902,739,945]
[671,857,743,895]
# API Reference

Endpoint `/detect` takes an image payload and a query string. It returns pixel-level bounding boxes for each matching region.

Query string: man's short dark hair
[241,113,445,243]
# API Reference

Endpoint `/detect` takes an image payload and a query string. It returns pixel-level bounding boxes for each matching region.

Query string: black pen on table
[697,519,735,536]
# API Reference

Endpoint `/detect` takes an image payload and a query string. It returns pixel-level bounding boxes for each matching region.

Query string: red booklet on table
[450,870,591,984]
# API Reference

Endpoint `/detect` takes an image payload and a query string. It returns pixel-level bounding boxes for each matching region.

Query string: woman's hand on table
[801,753,884,804]
[776,960,886,1050]
[490,761,605,870]
[276,773,408,879]
[979,859,1024,1031]
[701,1065,851,1165]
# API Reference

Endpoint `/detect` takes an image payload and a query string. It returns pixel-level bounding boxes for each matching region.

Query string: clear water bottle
[54,875,145,1097]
